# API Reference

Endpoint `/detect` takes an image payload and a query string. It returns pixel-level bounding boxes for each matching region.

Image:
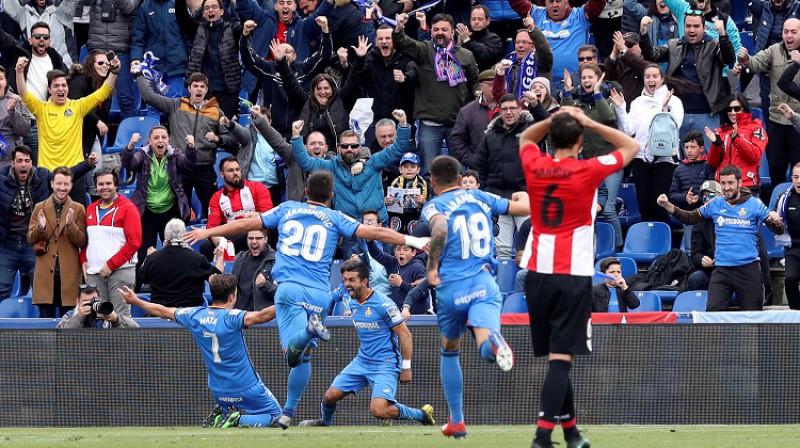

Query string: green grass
[1,425,798,447]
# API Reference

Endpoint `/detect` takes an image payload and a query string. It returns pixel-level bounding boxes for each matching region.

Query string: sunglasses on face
[338,143,360,149]
[728,105,743,112]
[625,42,637,48]
[95,61,108,66]
[577,56,595,62]
[685,9,704,16]
[32,33,50,40]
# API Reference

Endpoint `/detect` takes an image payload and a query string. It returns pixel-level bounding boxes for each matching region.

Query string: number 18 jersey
[260,201,360,291]
[521,144,623,276]
[421,188,509,283]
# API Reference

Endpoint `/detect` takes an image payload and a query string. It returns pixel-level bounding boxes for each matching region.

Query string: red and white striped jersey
[520,143,623,276]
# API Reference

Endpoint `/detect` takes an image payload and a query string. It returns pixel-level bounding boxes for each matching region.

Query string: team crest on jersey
[597,154,617,166]
[64,109,73,118]
[365,307,372,317]
[738,208,747,217]
[753,128,765,140]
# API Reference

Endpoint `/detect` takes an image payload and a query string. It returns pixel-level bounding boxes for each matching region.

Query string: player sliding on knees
[298,260,435,427]
[118,275,281,428]
[183,170,428,429]
[421,155,531,439]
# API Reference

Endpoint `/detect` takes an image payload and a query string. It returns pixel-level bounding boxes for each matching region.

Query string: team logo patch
[753,128,765,140]
[738,208,747,217]
[365,307,372,317]
[64,109,73,118]
[597,154,617,166]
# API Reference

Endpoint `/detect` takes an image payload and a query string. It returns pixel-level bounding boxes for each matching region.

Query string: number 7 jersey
[421,188,510,283]
[520,143,623,276]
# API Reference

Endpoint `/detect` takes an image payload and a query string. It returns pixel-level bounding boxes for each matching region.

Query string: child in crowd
[461,169,481,190]
[385,152,430,234]
[366,240,428,313]
[668,131,716,252]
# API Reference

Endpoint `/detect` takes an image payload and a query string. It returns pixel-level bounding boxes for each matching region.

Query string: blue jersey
[531,6,591,82]
[699,195,771,266]
[261,201,361,290]
[348,290,405,367]
[421,188,510,283]
[174,307,260,392]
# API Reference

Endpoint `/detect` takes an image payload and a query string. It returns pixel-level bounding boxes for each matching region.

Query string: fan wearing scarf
[497,26,553,101]
[392,12,479,178]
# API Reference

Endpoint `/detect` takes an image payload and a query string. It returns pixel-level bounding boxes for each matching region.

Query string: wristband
[402,359,411,370]
[403,235,428,250]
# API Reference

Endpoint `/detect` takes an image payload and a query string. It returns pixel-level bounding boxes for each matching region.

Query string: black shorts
[525,271,592,357]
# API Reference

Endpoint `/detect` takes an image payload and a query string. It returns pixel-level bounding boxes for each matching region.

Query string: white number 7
[203,331,221,363]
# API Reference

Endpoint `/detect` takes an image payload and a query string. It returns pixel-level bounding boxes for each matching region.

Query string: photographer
[56,284,139,329]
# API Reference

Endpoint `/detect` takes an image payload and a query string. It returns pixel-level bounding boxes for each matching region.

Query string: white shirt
[27,54,53,102]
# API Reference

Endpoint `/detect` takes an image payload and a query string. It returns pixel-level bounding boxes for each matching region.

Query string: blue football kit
[699,195,771,266]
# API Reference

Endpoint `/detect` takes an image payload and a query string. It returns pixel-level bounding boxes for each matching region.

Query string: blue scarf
[505,51,538,100]
[140,51,169,96]
[433,40,465,87]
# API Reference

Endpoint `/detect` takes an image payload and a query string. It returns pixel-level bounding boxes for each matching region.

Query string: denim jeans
[0,235,36,299]
[416,122,454,178]
[597,169,624,248]
[680,113,720,157]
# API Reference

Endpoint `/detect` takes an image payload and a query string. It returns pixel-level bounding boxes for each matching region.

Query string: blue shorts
[274,282,333,350]
[213,382,281,416]
[436,270,502,340]
[330,359,400,401]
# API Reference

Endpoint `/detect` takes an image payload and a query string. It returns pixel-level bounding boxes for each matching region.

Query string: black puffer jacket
[592,283,640,312]
[350,47,417,123]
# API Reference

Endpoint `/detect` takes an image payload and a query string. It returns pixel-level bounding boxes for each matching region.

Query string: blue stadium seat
[10,272,22,298]
[761,222,785,260]
[672,290,708,314]
[653,290,679,304]
[617,222,671,263]
[630,291,662,312]
[85,192,92,206]
[190,190,204,224]
[496,258,519,295]
[104,116,161,154]
[740,31,755,55]
[769,182,792,210]
[223,261,234,274]
[759,151,771,190]
[617,183,642,227]
[501,292,528,314]
[215,151,234,189]
[330,259,344,289]
[731,2,748,30]
[131,293,151,317]
[594,256,637,278]
[203,293,212,305]
[239,114,252,127]
[0,295,39,318]
[751,107,765,127]
[79,45,88,63]
[595,222,616,260]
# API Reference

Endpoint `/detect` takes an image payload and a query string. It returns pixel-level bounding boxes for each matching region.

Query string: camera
[88,298,114,316]
[101,0,117,22]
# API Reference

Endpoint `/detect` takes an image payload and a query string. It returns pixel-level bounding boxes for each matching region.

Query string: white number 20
[280,221,328,262]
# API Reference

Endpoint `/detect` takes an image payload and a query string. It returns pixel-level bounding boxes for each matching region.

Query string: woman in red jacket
[704,94,768,195]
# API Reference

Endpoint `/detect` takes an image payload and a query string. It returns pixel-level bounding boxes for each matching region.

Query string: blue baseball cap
[400,152,420,165]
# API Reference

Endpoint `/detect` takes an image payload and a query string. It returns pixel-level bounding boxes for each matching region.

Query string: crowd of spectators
[4,0,800,318]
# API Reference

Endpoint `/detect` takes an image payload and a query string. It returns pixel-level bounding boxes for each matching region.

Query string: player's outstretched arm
[507,191,530,217]
[244,305,276,327]
[519,116,552,149]
[183,216,264,245]
[392,321,414,384]
[657,193,703,225]
[355,225,428,250]
[118,286,177,321]
[426,215,448,286]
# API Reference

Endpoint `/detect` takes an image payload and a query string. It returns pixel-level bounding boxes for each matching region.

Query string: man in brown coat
[27,166,87,318]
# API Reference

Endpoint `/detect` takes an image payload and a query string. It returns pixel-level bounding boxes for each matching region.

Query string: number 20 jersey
[421,188,509,283]
[260,201,360,291]
[521,144,623,276]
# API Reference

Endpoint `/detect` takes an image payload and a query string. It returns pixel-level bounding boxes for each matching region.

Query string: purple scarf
[433,40,466,87]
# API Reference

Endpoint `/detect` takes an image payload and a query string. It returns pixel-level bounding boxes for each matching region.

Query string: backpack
[646,112,680,158]
[627,249,692,292]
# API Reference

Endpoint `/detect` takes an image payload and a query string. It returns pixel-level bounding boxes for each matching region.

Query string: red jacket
[207,180,274,228]
[81,195,143,272]
[707,113,767,189]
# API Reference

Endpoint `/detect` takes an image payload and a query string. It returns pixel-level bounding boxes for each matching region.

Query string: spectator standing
[686,179,720,291]
[27,166,87,317]
[592,0,623,60]
[592,256,640,312]
[216,228,277,311]
[352,209,391,297]
[498,24,553,100]
[603,31,649,109]
[0,66,32,164]
[774,164,800,309]
[623,0,679,48]
[1,0,78,66]
[668,131,715,251]
[661,0,741,54]
[749,0,800,114]
[392,13,479,178]
[82,168,142,317]
[366,241,426,311]
[449,69,500,170]
[457,5,505,71]
[385,152,429,234]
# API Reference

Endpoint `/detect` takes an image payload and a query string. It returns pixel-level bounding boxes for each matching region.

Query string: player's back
[422,188,509,283]
[175,307,260,392]
[348,291,404,368]
[260,201,360,290]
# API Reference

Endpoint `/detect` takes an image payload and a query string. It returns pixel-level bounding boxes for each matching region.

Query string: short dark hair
[0,66,5,76]
[499,93,518,105]
[471,4,490,17]
[149,125,169,138]
[46,69,68,87]
[578,45,598,55]
[94,167,119,187]
[338,130,360,143]
[52,166,74,181]
[362,209,379,218]
[579,64,603,78]
[430,155,461,187]
[12,145,33,160]
[186,72,209,87]
[719,165,742,180]
[550,113,584,150]
[683,131,704,148]
[30,21,50,32]
[377,24,393,31]
[462,169,479,181]
[430,13,455,28]
[306,170,334,203]
[340,259,370,281]
[209,274,238,304]
[218,155,239,172]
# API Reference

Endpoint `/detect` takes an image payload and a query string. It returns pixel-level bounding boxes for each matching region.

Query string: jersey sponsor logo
[716,216,751,227]
[597,155,617,166]
[299,301,324,314]
[454,288,487,306]
[541,29,572,39]
[531,167,573,179]
[218,396,244,403]
[353,320,379,330]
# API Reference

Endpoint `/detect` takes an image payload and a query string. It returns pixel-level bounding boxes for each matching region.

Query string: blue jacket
[668,157,716,209]
[480,0,521,22]
[367,240,427,312]
[236,0,332,94]
[749,0,800,51]
[131,0,191,77]
[290,124,410,222]
[623,0,679,47]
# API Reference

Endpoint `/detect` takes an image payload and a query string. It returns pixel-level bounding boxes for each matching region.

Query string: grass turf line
[1,425,799,447]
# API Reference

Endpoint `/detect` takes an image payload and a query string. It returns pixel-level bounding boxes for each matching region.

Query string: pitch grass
[1,425,799,447]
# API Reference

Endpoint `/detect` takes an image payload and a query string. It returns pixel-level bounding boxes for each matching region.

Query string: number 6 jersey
[520,144,623,276]
[421,188,510,283]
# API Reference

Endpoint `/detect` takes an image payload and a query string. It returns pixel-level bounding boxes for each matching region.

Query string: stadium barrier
[1,319,799,426]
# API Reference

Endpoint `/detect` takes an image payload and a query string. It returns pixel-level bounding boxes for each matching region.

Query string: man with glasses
[474,93,536,258]
[496,25,553,100]
[604,31,650,109]
[1,0,78,67]
[640,12,736,149]
[217,228,278,311]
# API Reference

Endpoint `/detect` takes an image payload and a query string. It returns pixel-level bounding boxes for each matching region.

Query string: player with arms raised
[119,275,280,428]
[184,170,428,428]
[422,155,530,439]
[519,107,640,448]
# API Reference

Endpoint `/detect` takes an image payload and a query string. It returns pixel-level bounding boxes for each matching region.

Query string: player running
[298,259,435,427]
[519,107,639,448]
[421,155,530,439]
[119,275,280,428]
[183,170,428,429]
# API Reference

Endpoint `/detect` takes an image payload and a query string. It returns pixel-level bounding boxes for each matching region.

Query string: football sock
[537,360,572,441]
[321,402,337,426]
[285,330,314,367]
[394,403,423,421]
[561,380,581,440]
[239,413,275,428]
[284,354,312,412]
[440,349,464,424]
[479,338,496,363]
